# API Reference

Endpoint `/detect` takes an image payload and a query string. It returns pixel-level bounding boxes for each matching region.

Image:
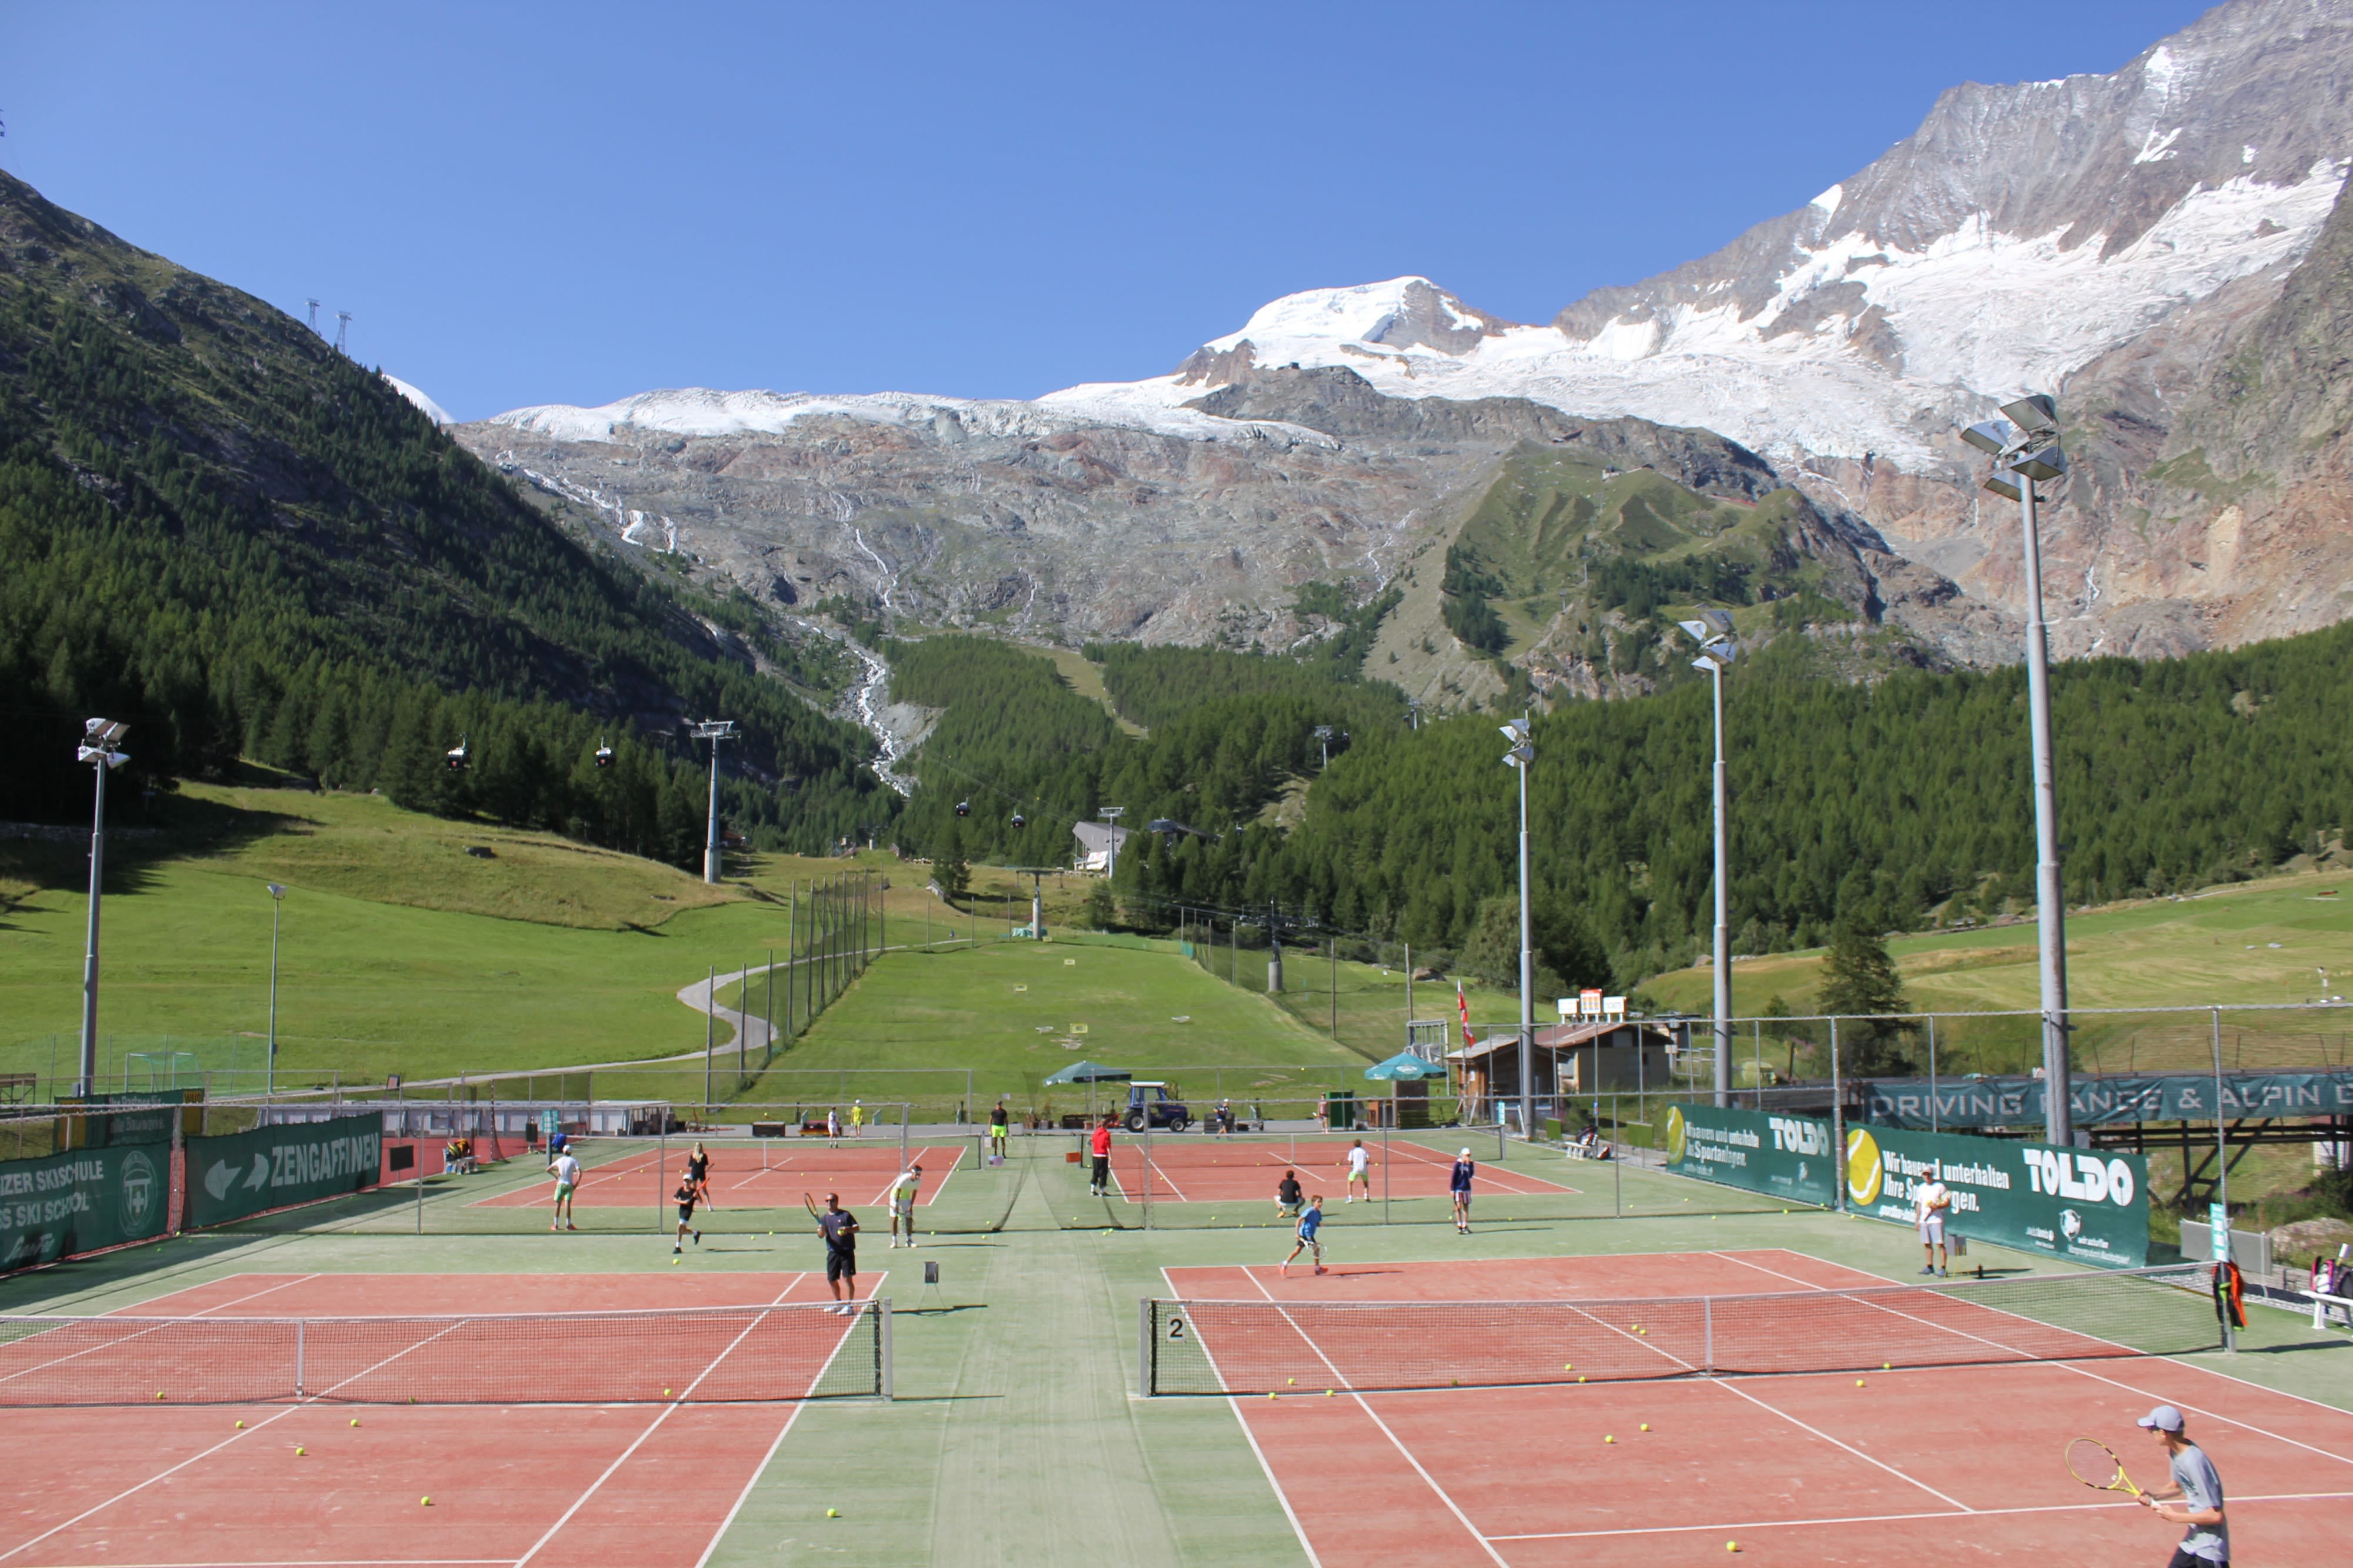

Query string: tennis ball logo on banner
[1664,1106,1687,1165]
[118,1149,158,1232]
[1845,1129,1886,1207]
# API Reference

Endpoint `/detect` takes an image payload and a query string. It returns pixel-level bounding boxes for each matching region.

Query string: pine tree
[1816,917,1915,1075]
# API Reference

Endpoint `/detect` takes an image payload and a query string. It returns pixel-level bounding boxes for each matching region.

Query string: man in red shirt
[1089,1115,1114,1197]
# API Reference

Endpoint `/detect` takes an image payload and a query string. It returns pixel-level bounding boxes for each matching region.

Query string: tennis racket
[2064,1437,2144,1498]
[803,1192,822,1221]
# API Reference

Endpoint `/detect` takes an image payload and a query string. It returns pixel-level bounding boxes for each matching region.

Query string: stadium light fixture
[1969,394,2074,1144]
[1498,718,1535,1138]
[689,720,736,885]
[1677,620,1738,1108]
[76,719,129,1096]
[266,884,286,1096]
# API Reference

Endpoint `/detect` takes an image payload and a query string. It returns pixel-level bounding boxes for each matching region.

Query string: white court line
[690,1273,871,1568]
[1702,1251,2353,1471]
[0,1274,326,1390]
[1488,1489,2353,1542]
[514,1276,814,1568]
[1158,1265,1325,1568]
[0,1304,492,1564]
[1238,1269,1509,1568]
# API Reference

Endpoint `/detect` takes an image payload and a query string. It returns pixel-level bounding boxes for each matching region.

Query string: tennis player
[1449,1147,1475,1234]
[1089,1114,1114,1197]
[850,1099,865,1137]
[988,1102,1009,1162]
[886,1163,922,1247]
[2135,1405,2228,1566]
[672,1170,702,1253]
[1275,1169,1303,1219]
[687,1141,715,1209]
[826,1106,841,1148]
[1344,1139,1371,1203]
[1279,1195,1327,1277]
[1915,1173,1951,1276]
[818,1192,860,1315]
[546,1147,582,1231]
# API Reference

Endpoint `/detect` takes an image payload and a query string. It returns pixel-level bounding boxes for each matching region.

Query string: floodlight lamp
[1959,420,2014,457]
[84,717,129,745]
[1690,656,1719,675]
[1702,638,1737,663]
[268,883,286,900]
[1984,472,2027,503]
[76,745,128,768]
[1697,608,1734,634]
[1678,619,1712,643]
[2000,394,2059,435]
[2013,442,2068,483]
[1498,719,1529,744]
[1502,742,1534,768]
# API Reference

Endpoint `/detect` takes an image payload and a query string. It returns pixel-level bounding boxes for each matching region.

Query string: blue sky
[3,1,2215,421]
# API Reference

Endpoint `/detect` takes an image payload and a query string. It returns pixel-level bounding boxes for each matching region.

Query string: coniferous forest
[0,172,889,860]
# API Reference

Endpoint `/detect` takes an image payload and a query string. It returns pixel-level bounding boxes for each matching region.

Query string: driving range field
[5,1133,2352,1568]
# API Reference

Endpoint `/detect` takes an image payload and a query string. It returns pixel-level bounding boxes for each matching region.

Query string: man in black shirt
[1275,1169,1304,1219]
[672,1171,702,1255]
[817,1192,859,1316]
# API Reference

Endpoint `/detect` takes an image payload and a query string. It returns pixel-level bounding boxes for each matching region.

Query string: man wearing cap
[2136,1404,2228,1566]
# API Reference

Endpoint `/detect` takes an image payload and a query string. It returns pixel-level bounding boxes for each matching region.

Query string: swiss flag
[1457,983,1474,1049]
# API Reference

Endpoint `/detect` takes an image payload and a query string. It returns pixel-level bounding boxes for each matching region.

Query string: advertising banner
[1862,1070,2353,1130]
[0,1142,170,1272]
[1842,1125,2151,1269]
[1661,1103,1836,1207]
[184,1113,383,1229]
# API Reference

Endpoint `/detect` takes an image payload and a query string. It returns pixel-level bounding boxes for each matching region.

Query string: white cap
[2137,1405,2185,1432]
[1459,1148,1472,1158]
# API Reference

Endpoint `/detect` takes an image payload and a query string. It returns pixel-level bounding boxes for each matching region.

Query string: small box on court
[923,1261,939,1285]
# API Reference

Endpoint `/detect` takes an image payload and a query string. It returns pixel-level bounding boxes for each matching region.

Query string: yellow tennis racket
[2064,1437,2144,1498]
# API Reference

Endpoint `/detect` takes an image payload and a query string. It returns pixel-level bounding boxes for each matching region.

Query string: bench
[2304,1290,2353,1333]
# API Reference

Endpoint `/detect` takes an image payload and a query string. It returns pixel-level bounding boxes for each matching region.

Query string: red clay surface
[472,1141,966,1209]
[0,1270,882,1568]
[1109,1138,1575,1205]
[1166,1251,2353,1566]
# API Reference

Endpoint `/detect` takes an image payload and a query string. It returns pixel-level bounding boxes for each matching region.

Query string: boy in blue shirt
[1281,1195,1328,1277]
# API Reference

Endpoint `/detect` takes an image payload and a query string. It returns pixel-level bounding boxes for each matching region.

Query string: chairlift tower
[689,720,736,884]
[334,312,351,356]
[306,299,321,334]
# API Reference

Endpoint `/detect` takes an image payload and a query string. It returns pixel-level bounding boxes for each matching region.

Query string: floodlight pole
[1707,659,1731,1109]
[76,720,129,1099]
[1499,716,1535,1140]
[2017,475,2072,1145]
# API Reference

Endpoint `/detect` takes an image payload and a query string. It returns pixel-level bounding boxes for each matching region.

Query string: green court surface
[6,1153,2348,1568]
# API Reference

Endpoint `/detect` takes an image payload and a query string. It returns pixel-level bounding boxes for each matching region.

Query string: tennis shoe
[672,1245,682,1254]
[1935,1267,1948,1276]
[693,1230,701,1244]
[1314,1265,1327,1275]
[1919,1266,1935,1275]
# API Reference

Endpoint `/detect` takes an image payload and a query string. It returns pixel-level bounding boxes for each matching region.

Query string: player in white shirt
[1915,1175,1951,1276]
[1344,1139,1371,1203]
[546,1150,582,1232]
[886,1163,922,1247]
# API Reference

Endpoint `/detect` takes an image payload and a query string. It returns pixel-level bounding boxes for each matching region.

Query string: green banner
[61,1091,186,1148]
[1864,1069,2353,1129]
[184,1114,383,1229]
[1661,1103,1837,1207]
[1,1142,170,1272]
[1843,1125,2151,1269]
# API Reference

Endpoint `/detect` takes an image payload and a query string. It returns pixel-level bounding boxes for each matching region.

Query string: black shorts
[1091,1155,1109,1182]
[677,1205,696,1223]
[826,1249,855,1283]
[2165,1551,2227,1568]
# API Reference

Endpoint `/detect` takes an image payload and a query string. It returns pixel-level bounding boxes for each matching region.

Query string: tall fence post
[1829,1017,1845,1214]
[1928,1016,1938,1135]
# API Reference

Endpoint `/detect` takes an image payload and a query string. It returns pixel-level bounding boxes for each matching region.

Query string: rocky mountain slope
[454,0,2353,698]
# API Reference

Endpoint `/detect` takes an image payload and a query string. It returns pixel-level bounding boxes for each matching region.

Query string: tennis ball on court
[1882,1362,1891,1370]
[1727,1543,1738,1553]
[1604,1435,1614,1444]
[1287,1377,1295,1386]
[664,1387,673,1397]
[421,1497,431,1507]
[826,1509,839,1519]
[1325,1390,1334,1397]
[155,1391,164,1400]
[1640,1423,1649,1432]
[1855,1379,1865,1387]
[234,1420,244,1429]
[1563,1363,1573,1371]
[350,1419,359,1427]
[295,1446,306,1456]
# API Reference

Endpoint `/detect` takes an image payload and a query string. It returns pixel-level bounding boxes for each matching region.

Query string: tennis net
[1142,1263,2218,1396]
[0,1299,889,1406]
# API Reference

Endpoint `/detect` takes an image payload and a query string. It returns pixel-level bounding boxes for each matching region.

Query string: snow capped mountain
[383,373,451,427]
[1046,2,2353,471]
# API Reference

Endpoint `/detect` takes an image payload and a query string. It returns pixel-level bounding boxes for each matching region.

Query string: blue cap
[2137,1405,2184,1432]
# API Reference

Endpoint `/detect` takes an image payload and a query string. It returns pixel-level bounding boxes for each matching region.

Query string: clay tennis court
[471,1140,967,1208]
[1161,1250,2353,1565]
[0,1270,881,1568]
[1107,1135,1578,1205]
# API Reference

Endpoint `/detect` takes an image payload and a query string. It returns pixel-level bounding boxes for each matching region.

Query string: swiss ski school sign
[1665,1104,2151,1267]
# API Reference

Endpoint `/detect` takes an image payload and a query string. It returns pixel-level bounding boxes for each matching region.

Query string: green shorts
[554,1182,575,1200]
